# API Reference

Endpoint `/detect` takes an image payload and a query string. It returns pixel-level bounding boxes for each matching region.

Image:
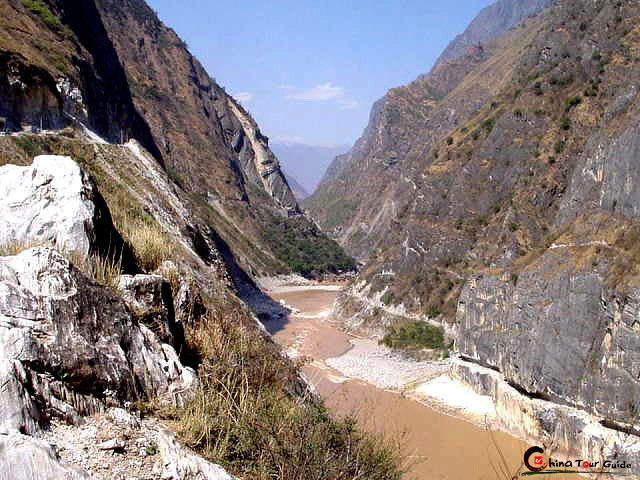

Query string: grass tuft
[0,240,48,257]
[63,250,122,291]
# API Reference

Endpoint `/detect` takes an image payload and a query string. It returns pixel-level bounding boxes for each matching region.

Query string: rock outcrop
[0,155,134,268]
[0,247,197,433]
[433,0,553,67]
[119,273,184,350]
[456,211,640,426]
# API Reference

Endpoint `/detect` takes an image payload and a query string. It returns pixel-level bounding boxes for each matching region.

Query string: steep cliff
[0,1,396,479]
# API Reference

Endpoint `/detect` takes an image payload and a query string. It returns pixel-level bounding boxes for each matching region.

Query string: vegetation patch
[20,0,62,31]
[381,321,446,353]
[261,215,356,276]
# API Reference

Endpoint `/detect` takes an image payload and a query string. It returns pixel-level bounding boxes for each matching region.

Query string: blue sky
[146,0,494,147]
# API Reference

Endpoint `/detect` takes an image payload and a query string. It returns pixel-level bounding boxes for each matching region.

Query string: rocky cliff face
[433,0,553,67]
[0,1,362,477]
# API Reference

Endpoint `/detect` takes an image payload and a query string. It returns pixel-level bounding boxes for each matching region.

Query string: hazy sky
[146,0,494,147]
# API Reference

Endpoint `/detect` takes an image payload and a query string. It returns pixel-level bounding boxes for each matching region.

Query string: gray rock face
[455,233,640,425]
[173,279,207,327]
[119,274,184,351]
[558,110,640,226]
[0,432,90,480]
[0,155,133,268]
[0,247,197,436]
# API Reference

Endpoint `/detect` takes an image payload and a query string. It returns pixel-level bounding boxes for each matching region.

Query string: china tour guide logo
[522,446,633,476]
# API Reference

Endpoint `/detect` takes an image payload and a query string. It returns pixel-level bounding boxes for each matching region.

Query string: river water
[266,284,533,480]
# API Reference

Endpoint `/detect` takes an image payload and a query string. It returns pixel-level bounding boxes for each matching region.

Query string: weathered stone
[0,432,90,480]
[0,155,135,270]
[0,247,197,435]
[97,438,126,451]
[174,280,206,327]
[119,274,183,349]
[107,408,140,428]
[154,429,236,480]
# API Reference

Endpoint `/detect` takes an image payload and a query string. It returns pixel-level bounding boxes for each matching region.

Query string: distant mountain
[283,170,310,200]
[270,142,350,195]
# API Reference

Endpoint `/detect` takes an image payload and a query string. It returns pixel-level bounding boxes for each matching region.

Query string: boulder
[0,247,197,436]
[0,155,135,270]
[155,429,236,480]
[0,432,90,480]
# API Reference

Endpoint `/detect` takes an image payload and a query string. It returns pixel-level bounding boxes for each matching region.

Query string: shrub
[381,321,445,350]
[381,290,394,305]
[565,96,582,111]
[560,117,572,130]
[555,140,566,154]
[446,136,453,145]
[482,118,496,133]
[21,0,62,31]
[427,304,442,318]
[533,82,544,96]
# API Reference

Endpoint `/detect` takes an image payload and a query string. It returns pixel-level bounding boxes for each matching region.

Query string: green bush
[261,215,356,276]
[381,321,445,350]
[21,0,62,31]
[565,96,582,111]
[482,118,496,133]
[427,304,442,318]
[381,290,394,305]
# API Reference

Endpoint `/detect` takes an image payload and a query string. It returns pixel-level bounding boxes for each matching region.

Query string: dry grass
[0,240,48,256]
[0,241,122,291]
[151,306,408,480]
[63,250,122,291]
[122,220,174,273]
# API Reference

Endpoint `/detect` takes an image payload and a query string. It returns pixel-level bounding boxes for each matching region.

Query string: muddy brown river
[267,284,579,480]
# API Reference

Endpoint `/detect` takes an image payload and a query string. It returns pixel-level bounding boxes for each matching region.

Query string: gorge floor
[265,283,573,480]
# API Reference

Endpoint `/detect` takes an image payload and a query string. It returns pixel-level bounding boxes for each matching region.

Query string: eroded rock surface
[0,248,197,433]
[119,274,184,351]
[0,155,133,268]
[455,212,640,426]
